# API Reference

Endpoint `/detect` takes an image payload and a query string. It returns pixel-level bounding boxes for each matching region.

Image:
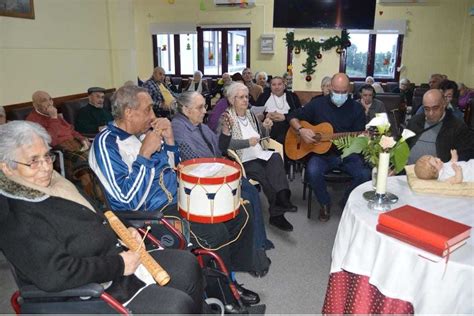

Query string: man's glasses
[13,153,56,169]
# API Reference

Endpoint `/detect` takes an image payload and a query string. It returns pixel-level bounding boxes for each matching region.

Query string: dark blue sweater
[289,95,366,133]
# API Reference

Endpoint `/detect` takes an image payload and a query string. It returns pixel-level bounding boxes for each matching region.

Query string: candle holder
[363,152,398,211]
[363,190,399,211]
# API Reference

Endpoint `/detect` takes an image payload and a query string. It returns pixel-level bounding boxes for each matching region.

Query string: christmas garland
[284,30,351,77]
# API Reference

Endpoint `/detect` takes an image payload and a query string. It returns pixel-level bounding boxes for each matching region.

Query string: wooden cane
[104,211,170,286]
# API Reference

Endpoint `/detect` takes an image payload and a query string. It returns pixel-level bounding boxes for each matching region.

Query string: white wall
[0,0,137,105]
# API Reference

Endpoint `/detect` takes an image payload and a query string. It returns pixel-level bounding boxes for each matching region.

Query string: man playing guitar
[288,73,370,221]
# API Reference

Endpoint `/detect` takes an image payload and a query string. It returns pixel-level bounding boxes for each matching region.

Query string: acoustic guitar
[284,121,364,160]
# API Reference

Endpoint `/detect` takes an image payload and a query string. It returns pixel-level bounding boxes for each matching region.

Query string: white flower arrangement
[334,113,416,173]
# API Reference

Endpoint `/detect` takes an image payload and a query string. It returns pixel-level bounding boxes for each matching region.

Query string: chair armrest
[113,210,163,221]
[20,283,104,299]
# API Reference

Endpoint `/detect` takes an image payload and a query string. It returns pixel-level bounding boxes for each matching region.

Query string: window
[203,30,221,75]
[155,34,175,74]
[227,30,248,74]
[179,34,197,74]
[340,33,403,82]
[152,28,250,77]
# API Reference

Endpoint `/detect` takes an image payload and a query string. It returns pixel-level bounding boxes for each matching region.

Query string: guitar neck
[325,131,364,141]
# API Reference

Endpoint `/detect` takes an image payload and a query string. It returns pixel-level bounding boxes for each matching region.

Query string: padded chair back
[103,92,113,113]
[7,106,32,121]
[411,87,428,115]
[352,81,366,99]
[61,97,89,124]
[171,77,183,92]
[376,93,402,137]
[385,82,399,93]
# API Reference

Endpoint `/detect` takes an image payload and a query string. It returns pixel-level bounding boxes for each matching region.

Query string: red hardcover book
[376,224,468,257]
[377,205,471,257]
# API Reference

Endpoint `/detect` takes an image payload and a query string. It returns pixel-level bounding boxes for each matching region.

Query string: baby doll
[414,150,473,184]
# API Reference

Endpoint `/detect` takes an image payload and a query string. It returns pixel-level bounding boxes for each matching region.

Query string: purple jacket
[207,98,229,132]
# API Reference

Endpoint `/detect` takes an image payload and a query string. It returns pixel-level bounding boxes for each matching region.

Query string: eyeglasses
[13,153,56,169]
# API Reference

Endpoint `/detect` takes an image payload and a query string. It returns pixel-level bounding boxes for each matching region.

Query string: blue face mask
[331,92,348,107]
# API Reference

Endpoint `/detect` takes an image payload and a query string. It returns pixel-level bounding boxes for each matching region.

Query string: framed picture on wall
[260,34,275,54]
[0,0,35,19]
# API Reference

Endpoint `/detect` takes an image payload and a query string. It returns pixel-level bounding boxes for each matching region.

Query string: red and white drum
[177,158,242,224]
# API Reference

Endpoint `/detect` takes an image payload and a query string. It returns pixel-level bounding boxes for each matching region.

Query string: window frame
[339,33,404,83]
[152,27,251,78]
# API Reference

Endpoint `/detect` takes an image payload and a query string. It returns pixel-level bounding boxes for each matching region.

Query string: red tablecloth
[322,271,414,314]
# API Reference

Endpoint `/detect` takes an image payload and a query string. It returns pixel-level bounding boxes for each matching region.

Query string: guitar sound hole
[313,133,322,143]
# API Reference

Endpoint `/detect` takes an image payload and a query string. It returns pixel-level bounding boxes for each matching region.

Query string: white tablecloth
[331,176,474,314]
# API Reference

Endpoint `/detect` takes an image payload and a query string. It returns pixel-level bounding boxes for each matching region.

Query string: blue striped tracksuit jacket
[89,123,179,211]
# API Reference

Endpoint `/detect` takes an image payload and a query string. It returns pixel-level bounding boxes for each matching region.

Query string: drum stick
[104,211,170,286]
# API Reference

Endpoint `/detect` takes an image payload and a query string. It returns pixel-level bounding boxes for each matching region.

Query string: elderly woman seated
[184,70,209,95]
[172,91,274,262]
[222,82,296,232]
[0,121,204,314]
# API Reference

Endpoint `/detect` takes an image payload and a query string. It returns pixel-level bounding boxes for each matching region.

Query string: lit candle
[376,152,390,194]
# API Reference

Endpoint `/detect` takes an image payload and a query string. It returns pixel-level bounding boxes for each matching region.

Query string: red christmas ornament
[305,75,312,82]
[316,53,322,59]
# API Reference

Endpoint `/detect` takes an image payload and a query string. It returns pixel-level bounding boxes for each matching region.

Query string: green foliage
[391,141,410,173]
[334,134,410,173]
[284,30,350,75]
[333,135,354,151]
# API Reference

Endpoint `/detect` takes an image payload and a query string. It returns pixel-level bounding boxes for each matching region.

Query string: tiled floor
[0,172,347,313]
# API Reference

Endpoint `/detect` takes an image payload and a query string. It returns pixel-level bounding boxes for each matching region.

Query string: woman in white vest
[221,82,297,232]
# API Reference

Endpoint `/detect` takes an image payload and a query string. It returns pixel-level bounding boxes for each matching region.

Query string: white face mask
[331,92,348,107]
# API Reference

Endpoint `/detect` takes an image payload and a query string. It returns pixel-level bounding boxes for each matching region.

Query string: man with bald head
[142,66,176,118]
[26,91,92,192]
[27,91,90,149]
[407,89,473,164]
[289,73,369,221]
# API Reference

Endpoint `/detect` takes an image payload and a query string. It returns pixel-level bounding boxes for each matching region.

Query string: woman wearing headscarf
[184,70,209,95]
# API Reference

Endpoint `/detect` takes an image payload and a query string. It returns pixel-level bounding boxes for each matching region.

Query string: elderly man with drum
[89,85,260,312]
